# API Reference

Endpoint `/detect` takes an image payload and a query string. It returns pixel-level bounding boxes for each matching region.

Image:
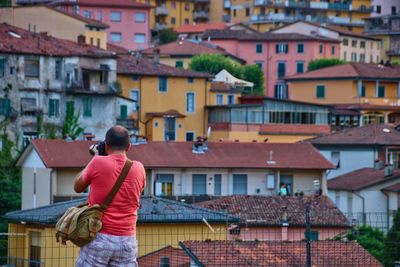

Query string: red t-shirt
[82,154,146,236]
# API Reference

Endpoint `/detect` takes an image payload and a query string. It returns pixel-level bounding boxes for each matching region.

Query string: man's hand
[74,170,89,193]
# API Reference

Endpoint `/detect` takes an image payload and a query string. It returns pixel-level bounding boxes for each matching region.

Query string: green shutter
[316,85,325,98]
[361,86,366,97]
[0,58,5,77]
[175,61,183,68]
[83,98,92,117]
[49,99,54,117]
[305,230,319,241]
[120,105,128,119]
[296,62,304,73]
[0,98,10,116]
[378,86,385,98]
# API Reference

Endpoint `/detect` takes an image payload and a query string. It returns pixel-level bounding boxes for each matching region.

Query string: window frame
[186,92,195,113]
[192,174,207,195]
[158,77,168,92]
[316,85,325,99]
[216,94,224,105]
[134,33,146,44]
[48,98,60,118]
[233,174,247,195]
[110,32,122,43]
[83,97,92,117]
[377,86,385,98]
[134,12,146,23]
[256,43,263,54]
[0,57,5,78]
[297,43,304,53]
[110,11,122,22]
[24,57,40,78]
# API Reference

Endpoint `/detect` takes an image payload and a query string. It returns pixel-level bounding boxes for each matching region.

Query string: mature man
[74,126,146,266]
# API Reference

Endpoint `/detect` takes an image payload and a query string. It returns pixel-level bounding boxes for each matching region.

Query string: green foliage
[383,210,400,267]
[158,28,178,45]
[242,64,264,95]
[307,58,346,72]
[347,225,385,264]
[62,106,84,140]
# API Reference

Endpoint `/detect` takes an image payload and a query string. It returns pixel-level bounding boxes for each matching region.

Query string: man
[74,126,146,266]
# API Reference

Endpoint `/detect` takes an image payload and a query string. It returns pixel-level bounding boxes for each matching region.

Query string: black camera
[89,141,107,156]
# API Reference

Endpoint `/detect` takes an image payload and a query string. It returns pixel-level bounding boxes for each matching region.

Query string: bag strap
[100,159,133,210]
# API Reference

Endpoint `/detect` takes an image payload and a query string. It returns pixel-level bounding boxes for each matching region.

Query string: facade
[364,14,400,62]
[0,23,133,146]
[203,29,340,97]
[285,63,400,127]
[197,195,349,241]
[307,124,400,179]
[16,139,333,209]
[175,22,228,39]
[141,39,246,69]
[328,167,400,231]
[5,196,234,266]
[207,96,331,143]
[272,21,382,63]
[0,6,109,49]
[51,0,151,50]
[371,0,400,17]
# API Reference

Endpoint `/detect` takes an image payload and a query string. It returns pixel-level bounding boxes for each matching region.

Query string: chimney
[281,206,289,241]
[374,160,384,170]
[153,47,160,65]
[384,165,394,177]
[77,35,86,46]
[192,136,208,154]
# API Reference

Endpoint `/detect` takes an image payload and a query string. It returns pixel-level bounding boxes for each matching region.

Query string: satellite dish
[207,126,211,138]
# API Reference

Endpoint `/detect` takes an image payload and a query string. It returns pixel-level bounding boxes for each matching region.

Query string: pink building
[51,0,151,51]
[204,30,340,98]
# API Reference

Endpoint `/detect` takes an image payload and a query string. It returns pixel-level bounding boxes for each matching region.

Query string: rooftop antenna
[267,151,276,165]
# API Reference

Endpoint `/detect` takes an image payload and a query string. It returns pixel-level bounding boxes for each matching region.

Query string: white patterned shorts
[76,232,138,267]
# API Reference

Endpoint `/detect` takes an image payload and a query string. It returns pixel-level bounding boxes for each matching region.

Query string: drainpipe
[50,169,55,204]
[353,191,365,225]
[382,191,390,231]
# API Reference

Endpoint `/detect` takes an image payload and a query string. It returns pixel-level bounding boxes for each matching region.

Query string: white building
[372,0,400,16]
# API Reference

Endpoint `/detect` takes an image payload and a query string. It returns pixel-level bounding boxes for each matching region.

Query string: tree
[62,105,84,140]
[189,54,243,78]
[158,28,178,45]
[383,210,400,266]
[242,64,264,95]
[307,58,346,72]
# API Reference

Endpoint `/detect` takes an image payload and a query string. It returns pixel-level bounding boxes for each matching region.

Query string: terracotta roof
[51,0,151,9]
[107,43,130,54]
[46,6,109,28]
[307,124,400,145]
[328,168,400,191]
[381,183,400,192]
[138,246,190,267]
[203,29,340,42]
[209,82,244,93]
[117,55,213,78]
[176,22,228,34]
[259,124,331,136]
[0,23,113,58]
[179,240,382,267]
[21,140,334,170]
[285,63,400,81]
[141,39,246,63]
[332,103,400,111]
[196,195,349,227]
[146,110,186,118]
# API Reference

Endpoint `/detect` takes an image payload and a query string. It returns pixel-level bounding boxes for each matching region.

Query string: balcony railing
[193,10,209,19]
[154,22,168,31]
[254,0,285,7]
[194,0,209,3]
[116,118,138,130]
[155,6,169,16]
[15,0,52,4]
[328,2,351,11]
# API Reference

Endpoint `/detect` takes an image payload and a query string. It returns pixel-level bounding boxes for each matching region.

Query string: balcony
[15,0,52,4]
[356,5,373,13]
[222,14,231,22]
[287,0,310,8]
[154,22,168,31]
[193,10,209,20]
[254,0,285,7]
[328,3,351,11]
[116,118,138,130]
[155,6,169,16]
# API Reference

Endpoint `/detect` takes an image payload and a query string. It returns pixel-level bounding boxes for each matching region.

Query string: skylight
[8,31,21,38]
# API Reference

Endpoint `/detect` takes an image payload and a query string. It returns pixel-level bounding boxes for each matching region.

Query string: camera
[89,141,107,156]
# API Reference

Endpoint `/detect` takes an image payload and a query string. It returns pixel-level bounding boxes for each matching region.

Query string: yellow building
[285,63,400,127]
[5,196,233,266]
[116,54,213,142]
[0,6,108,49]
[136,0,198,31]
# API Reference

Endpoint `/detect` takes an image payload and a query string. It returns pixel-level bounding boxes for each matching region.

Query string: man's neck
[107,150,126,156]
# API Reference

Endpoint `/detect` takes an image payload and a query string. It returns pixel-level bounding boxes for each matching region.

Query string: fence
[0,209,398,267]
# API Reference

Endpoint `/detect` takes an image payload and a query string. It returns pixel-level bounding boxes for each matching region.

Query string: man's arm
[74,170,89,193]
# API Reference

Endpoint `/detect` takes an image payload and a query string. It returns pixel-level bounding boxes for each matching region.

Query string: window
[297,43,304,53]
[216,94,223,105]
[344,51,347,61]
[392,6,397,15]
[233,174,247,195]
[233,9,236,17]
[360,41,366,48]
[331,45,335,55]
[110,32,122,43]
[276,43,288,54]
[214,174,222,195]
[187,77,194,83]
[331,151,340,168]
[280,175,293,195]
[90,37,94,45]
[376,5,381,14]
[158,77,168,92]
[296,61,304,74]
[274,84,288,99]
[110,11,122,22]
[186,132,194,141]
[170,17,176,25]
[55,59,62,80]
[305,230,319,241]
[0,58,5,77]
[352,40,357,47]
[48,99,59,118]
[130,90,139,111]
[256,43,263,54]
[277,62,286,78]
[134,33,146,44]
[171,0,176,9]
[135,12,146,22]
[120,105,128,119]
[25,57,40,78]
[175,61,183,68]
[378,86,385,98]
[227,94,235,104]
[160,257,170,267]
[0,98,11,116]
[192,174,207,195]
[83,97,92,117]
[100,64,109,84]
[246,7,250,16]
[343,38,349,46]
[319,44,323,54]
[351,52,357,62]
[316,85,325,98]
[97,38,101,48]
[255,61,263,69]
[360,54,365,63]
[164,117,175,141]
[184,18,189,24]
[186,92,195,113]
[29,232,41,267]
[155,174,173,196]
[83,10,91,18]
[360,85,366,97]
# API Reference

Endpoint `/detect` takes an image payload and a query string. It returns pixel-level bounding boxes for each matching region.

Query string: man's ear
[125,143,131,152]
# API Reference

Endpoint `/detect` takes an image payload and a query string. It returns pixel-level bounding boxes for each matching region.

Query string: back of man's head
[105,126,130,150]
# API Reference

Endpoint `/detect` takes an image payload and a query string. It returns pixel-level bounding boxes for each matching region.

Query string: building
[203,29,341,97]
[328,167,400,231]
[175,22,228,39]
[16,139,333,209]
[364,14,400,62]
[5,196,235,266]
[196,195,349,241]
[371,0,400,17]
[285,63,400,127]
[209,0,232,23]
[140,39,246,69]
[50,0,151,50]
[207,96,331,143]
[116,52,213,142]
[307,124,400,178]
[0,6,109,49]
[138,246,190,267]
[0,23,133,146]
[179,240,382,266]
[271,20,382,64]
